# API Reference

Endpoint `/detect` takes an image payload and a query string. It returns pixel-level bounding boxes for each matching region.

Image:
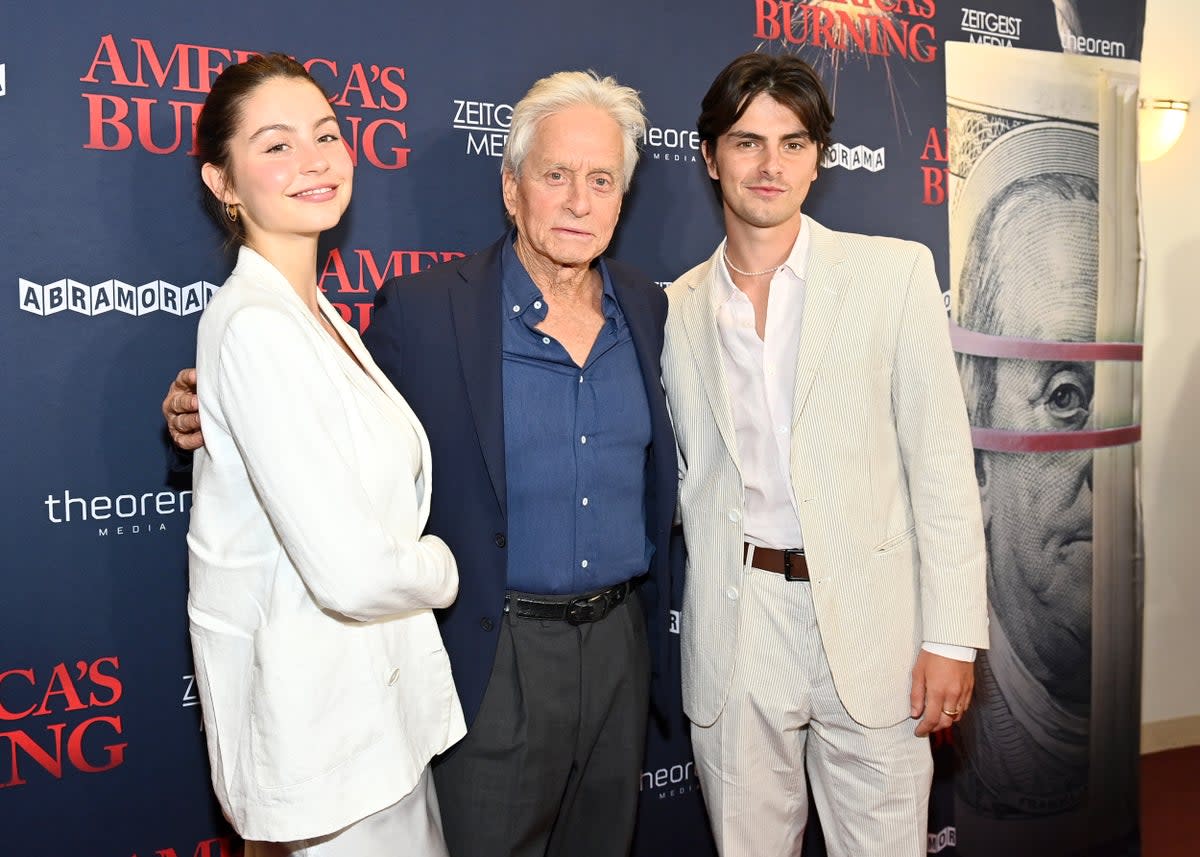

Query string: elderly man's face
[502,103,624,273]
[978,198,1098,708]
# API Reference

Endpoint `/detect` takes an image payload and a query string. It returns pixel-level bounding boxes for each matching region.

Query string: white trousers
[690,567,933,857]
[244,766,449,857]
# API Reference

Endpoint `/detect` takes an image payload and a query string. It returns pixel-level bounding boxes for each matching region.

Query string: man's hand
[163,368,204,451]
[910,649,974,737]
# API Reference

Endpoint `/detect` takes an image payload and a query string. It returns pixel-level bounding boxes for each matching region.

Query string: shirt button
[386,668,401,686]
[777,425,787,434]
[542,336,551,345]
[512,304,520,313]
[534,300,543,309]
[579,375,584,384]
[480,617,494,631]
[725,586,739,601]
[727,509,741,522]
[581,560,589,568]
[580,435,587,444]
[581,497,589,506]
[493,533,507,548]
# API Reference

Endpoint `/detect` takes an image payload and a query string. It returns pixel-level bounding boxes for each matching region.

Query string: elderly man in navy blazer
[166,69,677,857]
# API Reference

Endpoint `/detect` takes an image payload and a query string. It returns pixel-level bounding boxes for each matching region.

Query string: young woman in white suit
[185,54,464,856]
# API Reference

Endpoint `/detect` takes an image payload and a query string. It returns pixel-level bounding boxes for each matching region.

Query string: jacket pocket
[873,526,916,555]
[249,613,385,791]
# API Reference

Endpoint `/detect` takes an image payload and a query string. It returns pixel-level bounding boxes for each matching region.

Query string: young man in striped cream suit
[662,53,989,856]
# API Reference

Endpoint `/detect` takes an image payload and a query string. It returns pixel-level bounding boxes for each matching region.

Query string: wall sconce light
[1138,98,1190,162]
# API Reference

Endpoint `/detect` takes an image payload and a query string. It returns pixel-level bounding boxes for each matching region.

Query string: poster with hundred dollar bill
[945,42,1142,857]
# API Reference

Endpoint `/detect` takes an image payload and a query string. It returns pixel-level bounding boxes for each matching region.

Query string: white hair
[502,70,646,191]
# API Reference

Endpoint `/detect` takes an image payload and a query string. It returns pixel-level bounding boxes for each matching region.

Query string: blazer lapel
[682,250,742,478]
[610,269,675,534]
[791,218,850,421]
[322,296,439,527]
[449,241,508,519]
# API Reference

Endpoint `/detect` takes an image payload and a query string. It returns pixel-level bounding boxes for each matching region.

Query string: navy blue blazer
[364,236,678,727]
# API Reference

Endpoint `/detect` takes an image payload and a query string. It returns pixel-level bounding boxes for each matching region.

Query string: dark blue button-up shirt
[500,236,653,595]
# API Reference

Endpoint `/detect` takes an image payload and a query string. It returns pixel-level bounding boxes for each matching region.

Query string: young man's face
[702,93,819,233]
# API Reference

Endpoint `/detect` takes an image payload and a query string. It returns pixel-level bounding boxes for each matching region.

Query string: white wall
[1139,0,1200,740]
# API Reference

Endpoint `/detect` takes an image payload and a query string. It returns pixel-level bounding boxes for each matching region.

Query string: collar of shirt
[711,215,813,312]
[500,229,622,333]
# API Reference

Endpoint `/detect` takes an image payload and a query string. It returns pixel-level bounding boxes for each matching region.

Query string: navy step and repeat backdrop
[1,2,1145,855]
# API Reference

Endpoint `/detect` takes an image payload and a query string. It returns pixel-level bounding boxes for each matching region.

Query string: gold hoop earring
[225,203,239,223]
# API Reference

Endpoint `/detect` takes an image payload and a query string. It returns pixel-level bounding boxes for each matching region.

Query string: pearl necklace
[722,245,784,277]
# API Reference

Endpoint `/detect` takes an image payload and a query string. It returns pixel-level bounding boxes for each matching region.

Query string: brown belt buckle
[783,549,807,582]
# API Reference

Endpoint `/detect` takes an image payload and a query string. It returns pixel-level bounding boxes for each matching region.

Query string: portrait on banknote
[945,41,1141,855]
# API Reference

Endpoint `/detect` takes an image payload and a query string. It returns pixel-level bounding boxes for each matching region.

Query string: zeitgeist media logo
[19,277,220,318]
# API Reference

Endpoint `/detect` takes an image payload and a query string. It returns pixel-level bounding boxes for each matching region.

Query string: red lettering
[319,249,354,294]
[193,46,232,92]
[336,63,379,110]
[0,669,37,721]
[83,94,134,151]
[755,0,781,39]
[910,22,938,62]
[833,10,869,52]
[921,166,948,205]
[65,715,126,774]
[80,34,136,86]
[33,663,87,717]
[360,118,409,170]
[132,97,202,155]
[87,657,123,707]
[355,250,401,292]
[378,67,408,112]
[130,39,189,90]
[0,723,66,787]
[920,127,947,162]
[330,303,374,335]
[810,6,838,48]
[150,836,241,857]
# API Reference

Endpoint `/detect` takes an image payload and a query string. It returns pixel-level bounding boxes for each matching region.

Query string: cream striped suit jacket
[662,216,989,730]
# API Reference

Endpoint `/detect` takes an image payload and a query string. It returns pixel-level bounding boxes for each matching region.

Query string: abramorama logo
[44,488,192,537]
[822,142,886,172]
[19,278,220,317]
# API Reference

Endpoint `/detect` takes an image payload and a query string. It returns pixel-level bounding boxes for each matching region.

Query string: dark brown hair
[697,53,834,161]
[194,52,327,245]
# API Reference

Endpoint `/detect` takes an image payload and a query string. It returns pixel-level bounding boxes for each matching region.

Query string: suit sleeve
[214,305,457,621]
[892,245,990,650]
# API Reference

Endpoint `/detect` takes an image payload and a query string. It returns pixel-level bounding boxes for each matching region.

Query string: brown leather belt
[744,543,810,581]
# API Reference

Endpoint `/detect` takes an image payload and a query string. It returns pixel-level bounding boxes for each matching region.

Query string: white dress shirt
[713,218,973,663]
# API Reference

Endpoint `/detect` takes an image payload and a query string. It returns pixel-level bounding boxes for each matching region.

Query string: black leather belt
[504,579,636,625]
[744,543,810,581]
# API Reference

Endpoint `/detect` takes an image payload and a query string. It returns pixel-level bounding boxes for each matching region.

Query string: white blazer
[663,217,989,730]
[187,247,465,842]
